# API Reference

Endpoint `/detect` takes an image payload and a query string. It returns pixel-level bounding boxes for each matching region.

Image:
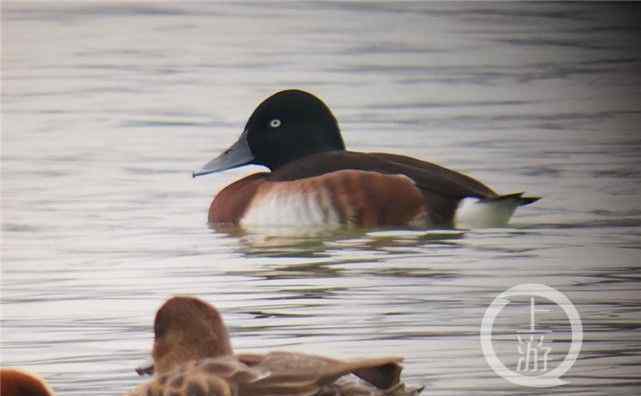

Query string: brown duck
[126,296,424,396]
[0,368,55,396]
[193,89,539,229]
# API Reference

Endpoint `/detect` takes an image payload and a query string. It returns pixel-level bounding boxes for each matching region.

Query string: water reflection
[210,222,466,257]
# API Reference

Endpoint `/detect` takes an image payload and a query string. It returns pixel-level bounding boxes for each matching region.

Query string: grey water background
[2,2,640,395]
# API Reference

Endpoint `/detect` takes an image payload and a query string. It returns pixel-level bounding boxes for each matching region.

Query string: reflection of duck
[127,296,423,396]
[211,220,464,258]
[0,368,55,396]
[194,90,539,229]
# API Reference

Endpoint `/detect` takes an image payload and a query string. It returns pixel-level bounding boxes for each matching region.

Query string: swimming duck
[0,368,55,396]
[127,296,423,396]
[193,90,539,228]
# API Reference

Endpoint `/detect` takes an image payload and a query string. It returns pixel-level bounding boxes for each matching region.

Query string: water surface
[2,2,640,395]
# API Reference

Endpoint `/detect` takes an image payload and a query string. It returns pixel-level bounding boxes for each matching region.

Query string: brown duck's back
[126,353,423,396]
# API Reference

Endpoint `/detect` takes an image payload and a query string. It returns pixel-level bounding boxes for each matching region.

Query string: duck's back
[126,354,422,396]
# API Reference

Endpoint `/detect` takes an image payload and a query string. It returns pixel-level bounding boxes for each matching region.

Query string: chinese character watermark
[480,284,582,387]
[515,298,552,373]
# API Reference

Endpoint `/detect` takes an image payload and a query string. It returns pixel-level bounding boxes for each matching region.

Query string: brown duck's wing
[269,151,496,199]
[368,152,500,225]
[269,151,497,226]
[369,152,496,198]
[237,351,406,396]
[236,352,268,366]
[125,355,421,396]
[242,351,402,390]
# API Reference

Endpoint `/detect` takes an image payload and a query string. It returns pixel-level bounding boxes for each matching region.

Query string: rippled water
[2,2,640,395]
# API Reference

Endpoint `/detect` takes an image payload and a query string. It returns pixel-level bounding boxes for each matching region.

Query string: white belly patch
[241,186,340,227]
[454,197,519,228]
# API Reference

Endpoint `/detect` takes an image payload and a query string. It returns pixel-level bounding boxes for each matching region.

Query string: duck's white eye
[269,119,282,128]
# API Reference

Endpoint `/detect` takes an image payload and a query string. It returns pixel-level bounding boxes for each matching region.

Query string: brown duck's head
[0,368,55,396]
[150,296,233,374]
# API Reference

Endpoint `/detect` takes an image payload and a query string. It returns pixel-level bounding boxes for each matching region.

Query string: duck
[193,89,539,229]
[126,296,423,396]
[0,367,55,396]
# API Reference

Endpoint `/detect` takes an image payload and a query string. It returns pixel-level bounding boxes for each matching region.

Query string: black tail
[482,192,541,206]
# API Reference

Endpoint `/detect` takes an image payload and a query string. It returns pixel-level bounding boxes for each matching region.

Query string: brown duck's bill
[135,361,154,376]
[192,129,254,178]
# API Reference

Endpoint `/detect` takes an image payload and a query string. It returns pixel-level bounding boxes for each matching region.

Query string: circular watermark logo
[480,284,582,387]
